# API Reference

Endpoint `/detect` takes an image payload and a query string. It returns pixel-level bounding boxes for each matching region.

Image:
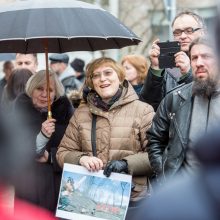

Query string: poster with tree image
[56,163,132,220]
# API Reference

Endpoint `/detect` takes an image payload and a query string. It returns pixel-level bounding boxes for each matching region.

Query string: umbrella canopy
[0,0,141,118]
[0,0,141,53]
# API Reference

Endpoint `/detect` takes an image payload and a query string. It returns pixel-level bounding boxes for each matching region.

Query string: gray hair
[25,70,64,100]
[172,10,206,30]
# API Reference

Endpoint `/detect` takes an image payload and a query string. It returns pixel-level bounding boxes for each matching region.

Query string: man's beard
[192,77,217,98]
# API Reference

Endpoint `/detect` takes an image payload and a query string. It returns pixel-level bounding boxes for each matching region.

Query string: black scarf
[89,86,123,111]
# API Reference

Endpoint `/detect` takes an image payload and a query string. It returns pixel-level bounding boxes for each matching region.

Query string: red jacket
[0,187,56,220]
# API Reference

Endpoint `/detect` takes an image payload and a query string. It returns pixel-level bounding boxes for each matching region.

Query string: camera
[158,41,181,69]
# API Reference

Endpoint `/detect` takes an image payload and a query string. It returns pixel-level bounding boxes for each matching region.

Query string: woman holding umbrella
[57,57,154,208]
[13,70,73,212]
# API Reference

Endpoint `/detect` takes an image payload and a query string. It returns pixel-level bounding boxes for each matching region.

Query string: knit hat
[71,58,85,72]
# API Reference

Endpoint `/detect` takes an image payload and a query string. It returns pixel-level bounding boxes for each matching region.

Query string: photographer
[147,36,220,186]
[140,11,205,111]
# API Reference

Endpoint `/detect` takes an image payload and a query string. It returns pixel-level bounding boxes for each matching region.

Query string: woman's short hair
[25,70,64,100]
[7,68,32,100]
[121,54,148,84]
[85,57,125,89]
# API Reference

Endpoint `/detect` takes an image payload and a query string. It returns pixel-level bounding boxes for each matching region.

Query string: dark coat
[147,83,193,181]
[76,72,85,83]
[140,68,193,111]
[13,93,73,212]
[0,78,6,102]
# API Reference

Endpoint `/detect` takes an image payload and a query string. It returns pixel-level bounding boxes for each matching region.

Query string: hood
[110,80,139,109]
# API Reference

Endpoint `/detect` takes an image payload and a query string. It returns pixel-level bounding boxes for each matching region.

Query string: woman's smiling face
[91,65,120,103]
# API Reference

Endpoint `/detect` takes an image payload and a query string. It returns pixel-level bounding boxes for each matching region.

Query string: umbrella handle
[44,39,52,119]
[48,111,52,120]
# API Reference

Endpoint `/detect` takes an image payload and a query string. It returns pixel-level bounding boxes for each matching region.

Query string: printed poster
[56,163,132,220]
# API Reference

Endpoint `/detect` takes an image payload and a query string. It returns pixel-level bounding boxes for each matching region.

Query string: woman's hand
[41,118,56,138]
[79,156,103,172]
[103,160,128,177]
[36,150,49,163]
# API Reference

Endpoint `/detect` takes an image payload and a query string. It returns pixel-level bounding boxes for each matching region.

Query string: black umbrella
[0,0,140,53]
[0,0,141,118]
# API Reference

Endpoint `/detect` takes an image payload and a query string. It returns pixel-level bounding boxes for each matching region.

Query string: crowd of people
[0,8,219,220]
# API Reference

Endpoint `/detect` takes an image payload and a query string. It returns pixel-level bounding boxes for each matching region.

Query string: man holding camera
[140,11,205,110]
[147,36,220,186]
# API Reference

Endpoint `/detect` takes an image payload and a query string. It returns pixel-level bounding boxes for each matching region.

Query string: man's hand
[79,156,103,172]
[103,160,128,177]
[149,39,160,70]
[175,51,191,74]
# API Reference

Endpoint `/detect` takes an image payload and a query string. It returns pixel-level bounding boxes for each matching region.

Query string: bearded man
[147,37,220,185]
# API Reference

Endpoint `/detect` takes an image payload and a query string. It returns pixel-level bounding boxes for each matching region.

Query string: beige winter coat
[57,81,155,201]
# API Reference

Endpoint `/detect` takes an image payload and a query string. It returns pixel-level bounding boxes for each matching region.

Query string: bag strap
[91,114,97,156]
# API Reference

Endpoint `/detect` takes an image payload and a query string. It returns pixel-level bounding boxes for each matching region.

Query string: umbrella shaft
[44,39,52,119]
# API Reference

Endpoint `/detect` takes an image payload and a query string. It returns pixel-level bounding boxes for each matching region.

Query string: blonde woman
[13,70,73,212]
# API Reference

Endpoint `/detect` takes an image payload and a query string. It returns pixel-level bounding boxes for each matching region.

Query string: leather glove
[103,160,128,177]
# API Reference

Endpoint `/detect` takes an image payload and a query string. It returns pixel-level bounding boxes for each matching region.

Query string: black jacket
[147,83,193,181]
[140,68,193,111]
[13,93,73,211]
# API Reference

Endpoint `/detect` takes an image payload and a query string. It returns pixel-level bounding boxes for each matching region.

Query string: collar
[173,83,193,101]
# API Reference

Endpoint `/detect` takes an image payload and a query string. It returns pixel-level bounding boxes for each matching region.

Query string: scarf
[88,86,123,111]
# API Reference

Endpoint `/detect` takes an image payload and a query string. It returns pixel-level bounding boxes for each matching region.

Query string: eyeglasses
[91,68,114,80]
[173,27,202,37]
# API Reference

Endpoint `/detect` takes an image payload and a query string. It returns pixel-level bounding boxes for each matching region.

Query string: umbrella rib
[86,38,94,51]
[25,40,29,53]
[58,38,62,53]
[112,38,121,49]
